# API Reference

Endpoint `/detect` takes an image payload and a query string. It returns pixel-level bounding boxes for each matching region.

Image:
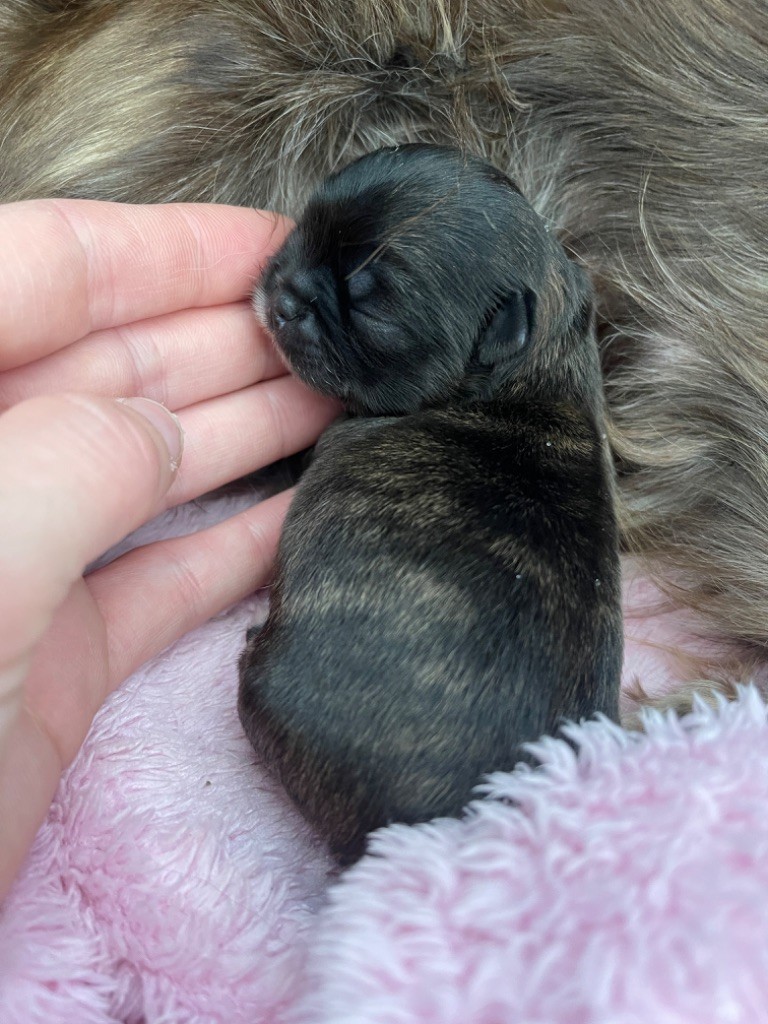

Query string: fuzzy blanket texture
[1,493,766,1024]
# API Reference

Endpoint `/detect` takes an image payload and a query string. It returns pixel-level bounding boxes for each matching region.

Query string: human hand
[0,199,339,899]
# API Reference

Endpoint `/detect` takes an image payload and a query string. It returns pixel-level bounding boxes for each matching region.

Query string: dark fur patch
[238,146,622,864]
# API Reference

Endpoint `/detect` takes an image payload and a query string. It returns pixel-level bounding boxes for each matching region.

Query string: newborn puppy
[239,145,622,865]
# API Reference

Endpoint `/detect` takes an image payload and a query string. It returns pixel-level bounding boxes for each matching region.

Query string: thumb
[0,393,184,670]
[0,393,183,900]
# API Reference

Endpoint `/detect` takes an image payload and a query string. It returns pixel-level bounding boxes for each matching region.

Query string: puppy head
[256,145,590,414]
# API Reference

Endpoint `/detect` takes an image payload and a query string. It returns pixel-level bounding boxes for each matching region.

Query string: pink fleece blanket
[2,492,767,1024]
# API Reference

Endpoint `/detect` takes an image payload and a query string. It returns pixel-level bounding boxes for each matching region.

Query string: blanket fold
[293,693,768,1024]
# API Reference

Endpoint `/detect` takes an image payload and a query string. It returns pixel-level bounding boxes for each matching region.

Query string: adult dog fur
[237,145,622,863]
[1,1,767,662]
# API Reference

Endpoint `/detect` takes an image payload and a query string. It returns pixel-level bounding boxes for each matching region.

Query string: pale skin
[0,199,339,900]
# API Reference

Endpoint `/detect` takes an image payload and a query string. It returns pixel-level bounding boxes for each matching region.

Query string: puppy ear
[476,289,535,365]
[460,289,537,403]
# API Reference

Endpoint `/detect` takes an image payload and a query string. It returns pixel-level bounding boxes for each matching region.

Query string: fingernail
[117,397,185,471]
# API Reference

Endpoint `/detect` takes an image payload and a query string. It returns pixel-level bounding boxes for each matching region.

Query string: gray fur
[1,1,767,657]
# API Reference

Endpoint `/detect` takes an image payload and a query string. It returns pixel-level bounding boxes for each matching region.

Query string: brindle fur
[1,1,765,664]
[237,146,622,863]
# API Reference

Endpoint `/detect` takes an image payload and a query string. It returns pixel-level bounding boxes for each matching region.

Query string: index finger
[0,199,291,371]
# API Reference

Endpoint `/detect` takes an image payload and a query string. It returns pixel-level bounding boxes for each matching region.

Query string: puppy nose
[274,288,306,323]
[272,269,324,326]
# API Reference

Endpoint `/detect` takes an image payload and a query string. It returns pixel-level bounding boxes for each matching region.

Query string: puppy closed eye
[346,266,377,303]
